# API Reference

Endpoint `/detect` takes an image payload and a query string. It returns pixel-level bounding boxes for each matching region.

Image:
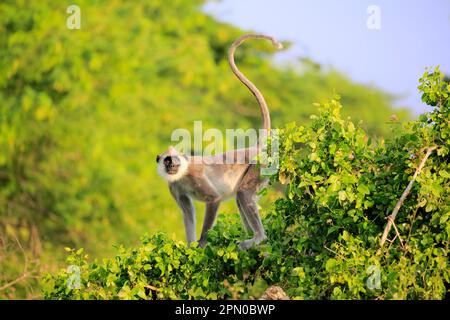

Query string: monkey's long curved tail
[228,34,283,139]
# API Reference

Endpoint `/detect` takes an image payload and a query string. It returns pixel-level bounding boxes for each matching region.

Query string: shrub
[43,67,449,300]
[0,0,409,298]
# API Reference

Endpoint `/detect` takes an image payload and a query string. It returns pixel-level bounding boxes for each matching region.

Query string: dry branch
[380,146,437,248]
[0,236,39,292]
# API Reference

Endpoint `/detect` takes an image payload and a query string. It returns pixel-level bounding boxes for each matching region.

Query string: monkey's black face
[156,147,189,182]
[163,155,181,175]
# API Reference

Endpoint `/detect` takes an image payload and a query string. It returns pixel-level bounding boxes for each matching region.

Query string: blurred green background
[0,0,410,298]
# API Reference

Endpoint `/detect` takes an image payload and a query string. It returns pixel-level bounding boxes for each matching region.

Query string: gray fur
[157,34,282,249]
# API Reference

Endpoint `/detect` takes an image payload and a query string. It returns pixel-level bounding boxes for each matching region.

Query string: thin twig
[144,284,160,292]
[0,272,33,291]
[386,235,397,251]
[323,245,341,257]
[390,218,405,249]
[380,146,437,248]
[0,236,37,292]
[406,205,419,243]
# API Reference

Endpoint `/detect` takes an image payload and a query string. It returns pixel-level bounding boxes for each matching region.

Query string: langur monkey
[156,34,283,249]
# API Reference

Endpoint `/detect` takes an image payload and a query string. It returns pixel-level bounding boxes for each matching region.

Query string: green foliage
[0,0,409,298]
[43,68,449,300]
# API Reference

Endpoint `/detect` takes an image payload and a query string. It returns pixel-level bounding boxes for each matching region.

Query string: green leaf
[325,259,338,272]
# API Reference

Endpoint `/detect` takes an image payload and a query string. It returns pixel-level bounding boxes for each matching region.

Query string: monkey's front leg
[176,194,197,244]
[198,200,220,248]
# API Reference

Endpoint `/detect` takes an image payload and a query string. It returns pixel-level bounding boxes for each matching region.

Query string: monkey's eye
[163,156,172,163]
[156,155,161,163]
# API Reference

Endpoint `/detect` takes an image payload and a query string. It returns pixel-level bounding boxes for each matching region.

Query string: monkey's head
[156,146,189,183]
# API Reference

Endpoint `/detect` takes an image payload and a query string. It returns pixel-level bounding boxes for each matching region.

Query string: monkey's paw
[238,235,267,250]
[198,238,208,248]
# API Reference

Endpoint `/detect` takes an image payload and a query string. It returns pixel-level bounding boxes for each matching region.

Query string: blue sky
[203,0,450,114]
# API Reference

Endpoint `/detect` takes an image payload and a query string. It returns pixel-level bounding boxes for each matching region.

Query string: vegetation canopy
[0,0,447,299]
[44,68,449,300]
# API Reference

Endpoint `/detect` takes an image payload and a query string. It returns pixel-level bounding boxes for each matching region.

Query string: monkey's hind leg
[236,189,267,250]
[236,197,252,234]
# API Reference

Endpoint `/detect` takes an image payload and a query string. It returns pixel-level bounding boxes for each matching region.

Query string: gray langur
[156,34,283,249]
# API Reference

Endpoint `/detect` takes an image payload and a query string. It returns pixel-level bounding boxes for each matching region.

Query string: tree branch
[0,236,38,292]
[380,146,436,248]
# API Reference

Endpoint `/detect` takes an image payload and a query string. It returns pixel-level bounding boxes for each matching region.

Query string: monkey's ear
[156,155,161,163]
